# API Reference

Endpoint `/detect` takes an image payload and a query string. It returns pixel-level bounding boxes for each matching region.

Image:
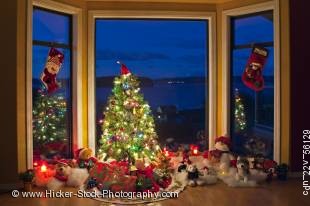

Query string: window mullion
[33,40,71,49]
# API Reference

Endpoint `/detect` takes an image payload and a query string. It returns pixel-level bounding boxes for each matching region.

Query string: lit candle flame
[41,164,47,173]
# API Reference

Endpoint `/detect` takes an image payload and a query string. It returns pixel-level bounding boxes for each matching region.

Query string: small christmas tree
[234,88,246,133]
[32,88,68,158]
[98,62,161,165]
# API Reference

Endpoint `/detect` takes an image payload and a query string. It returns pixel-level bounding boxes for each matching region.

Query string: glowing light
[165,151,169,157]
[41,164,47,173]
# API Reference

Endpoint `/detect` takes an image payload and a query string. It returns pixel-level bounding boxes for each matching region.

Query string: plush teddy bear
[75,148,97,170]
[47,159,89,190]
[207,136,235,174]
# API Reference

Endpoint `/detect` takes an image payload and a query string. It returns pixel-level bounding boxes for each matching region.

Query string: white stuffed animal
[47,159,89,190]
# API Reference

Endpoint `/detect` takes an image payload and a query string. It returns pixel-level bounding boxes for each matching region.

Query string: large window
[95,19,208,152]
[230,11,274,159]
[32,7,72,161]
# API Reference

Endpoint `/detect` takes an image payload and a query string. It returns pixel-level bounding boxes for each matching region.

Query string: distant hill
[154,76,205,84]
[96,76,154,87]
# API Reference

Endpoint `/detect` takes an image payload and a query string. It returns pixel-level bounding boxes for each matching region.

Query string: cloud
[96,49,170,61]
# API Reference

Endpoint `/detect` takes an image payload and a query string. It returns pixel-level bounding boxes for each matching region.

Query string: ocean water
[96,82,207,115]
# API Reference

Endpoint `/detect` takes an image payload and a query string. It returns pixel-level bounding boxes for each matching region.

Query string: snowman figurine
[207,136,235,174]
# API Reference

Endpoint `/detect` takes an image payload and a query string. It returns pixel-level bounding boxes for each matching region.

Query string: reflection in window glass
[231,11,274,159]
[33,8,71,44]
[232,12,273,46]
[95,20,208,152]
[32,8,72,161]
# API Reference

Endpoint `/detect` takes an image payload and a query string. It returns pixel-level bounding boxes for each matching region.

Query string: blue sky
[95,20,208,78]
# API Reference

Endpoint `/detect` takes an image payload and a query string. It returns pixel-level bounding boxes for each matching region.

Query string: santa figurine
[40,47,64,93]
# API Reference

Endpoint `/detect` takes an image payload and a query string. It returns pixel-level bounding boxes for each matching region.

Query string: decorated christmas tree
[32,88,68,159]
[234,88,246,133]
[98,62,161,165]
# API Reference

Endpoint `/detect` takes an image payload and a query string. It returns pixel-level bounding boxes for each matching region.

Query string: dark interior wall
[290,0,310,172]
[0,0,19,184]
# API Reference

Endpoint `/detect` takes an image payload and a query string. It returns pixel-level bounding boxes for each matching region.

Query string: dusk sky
[95,20,208,79]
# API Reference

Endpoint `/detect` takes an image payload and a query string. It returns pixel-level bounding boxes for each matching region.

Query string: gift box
[110,175,137,192]
[88,161,136,192]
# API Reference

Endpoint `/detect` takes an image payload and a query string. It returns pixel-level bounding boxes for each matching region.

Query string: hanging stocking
[40,47,64,94]
[242,46,268,91]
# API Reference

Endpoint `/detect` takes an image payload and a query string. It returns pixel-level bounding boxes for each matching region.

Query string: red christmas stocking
[40,48,64,94]
[242,46,268,91]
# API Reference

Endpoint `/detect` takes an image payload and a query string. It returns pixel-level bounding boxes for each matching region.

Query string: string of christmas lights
[234,88,246,133]
[32,87,68,148]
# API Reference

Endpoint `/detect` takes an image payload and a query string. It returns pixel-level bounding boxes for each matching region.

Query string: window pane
[33,8,70,44]
[232,11,273,46]
[95,20,208,152]
[231,11,274,159]
[32,8,72,161]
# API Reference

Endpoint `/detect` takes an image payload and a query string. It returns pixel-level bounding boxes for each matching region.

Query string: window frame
[26,0,83,168]
[88,10,217,152]
[221,1,280,162]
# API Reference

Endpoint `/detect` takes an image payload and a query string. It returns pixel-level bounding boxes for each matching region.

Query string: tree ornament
[122,83,131,90]
[136,131,144,138]
[117,61,131,75]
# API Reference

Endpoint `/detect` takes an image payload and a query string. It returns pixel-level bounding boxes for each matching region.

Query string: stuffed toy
[207,136,235,174]
[75,148,98,170]
[47,159,89,190]
[235,156,250,183]
[40,47,64,94]
[186,164,217,187]
[186,164,200,186]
